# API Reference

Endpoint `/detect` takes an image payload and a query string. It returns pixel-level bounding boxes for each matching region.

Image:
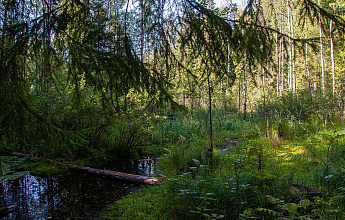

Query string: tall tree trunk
[1,3,9,82]
[330,19,335,100]
[288,6,292,92]
[207,76,213,164]
[140,0,145,64]
[226,42,231,111]
[243,51,247,120]
[262,65,266,121]
[43,1,52,93]
[281,37,284,92]
[318,0,325,99]
[226,0,233,111]
[238,74,241,114]
[305,13,310,90]
[291,13,296,93]
[276,32,280,96]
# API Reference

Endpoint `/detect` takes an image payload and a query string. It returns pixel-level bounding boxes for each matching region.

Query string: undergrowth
[104,91,345,220]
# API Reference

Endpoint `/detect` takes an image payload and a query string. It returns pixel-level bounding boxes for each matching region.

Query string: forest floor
[101,112,345,220]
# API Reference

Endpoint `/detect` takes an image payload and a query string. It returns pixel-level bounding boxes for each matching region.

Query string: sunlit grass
[104,109,345,219]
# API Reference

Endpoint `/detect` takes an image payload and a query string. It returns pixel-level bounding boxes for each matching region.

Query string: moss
[101,185,173,220]
[20,160,65,176]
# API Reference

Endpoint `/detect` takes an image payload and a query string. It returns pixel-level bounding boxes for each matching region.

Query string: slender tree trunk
[276,32,280,96]
[43,1,52,93]
[226,42,231,111]
[140,0,145,64]
[263,66,266,120]
[305,14,310,90]
[281,37,284,91]
[226,0,233,111]
[243,51,247,120]
[238,74,241,114]
[1,4,9,81]
[291,13,296,93]
[330,19,335,100]
[288,6,292,92]
[207,76,213,164]
[318,0,325,99]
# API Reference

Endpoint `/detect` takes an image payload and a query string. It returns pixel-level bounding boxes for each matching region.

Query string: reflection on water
[0,159,155,219]
[107,159,156,177]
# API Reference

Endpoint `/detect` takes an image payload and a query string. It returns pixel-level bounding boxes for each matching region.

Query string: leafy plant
[0,156,29,181]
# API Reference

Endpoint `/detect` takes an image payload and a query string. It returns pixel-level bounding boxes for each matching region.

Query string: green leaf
[299,199,313,208]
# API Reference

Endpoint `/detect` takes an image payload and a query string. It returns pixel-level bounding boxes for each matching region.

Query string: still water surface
[0,159,155,219]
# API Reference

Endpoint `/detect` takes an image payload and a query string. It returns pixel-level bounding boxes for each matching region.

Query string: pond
[0,159,156,219]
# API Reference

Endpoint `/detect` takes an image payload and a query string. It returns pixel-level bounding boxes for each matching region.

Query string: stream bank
[0,157,156,219]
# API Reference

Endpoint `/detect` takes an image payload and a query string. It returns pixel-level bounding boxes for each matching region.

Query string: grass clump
[101,185,173,220]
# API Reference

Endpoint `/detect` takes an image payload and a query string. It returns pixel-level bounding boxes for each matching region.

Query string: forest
[1,0,345,219]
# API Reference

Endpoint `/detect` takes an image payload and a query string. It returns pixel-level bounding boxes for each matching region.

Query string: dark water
[0,159,155,219]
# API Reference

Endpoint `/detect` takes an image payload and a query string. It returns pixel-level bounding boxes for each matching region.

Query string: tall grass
[104,90,345,219]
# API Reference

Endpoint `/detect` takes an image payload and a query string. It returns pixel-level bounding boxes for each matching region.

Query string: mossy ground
[20,160,66,176]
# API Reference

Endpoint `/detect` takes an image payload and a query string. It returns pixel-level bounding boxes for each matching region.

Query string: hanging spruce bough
[0,0,174,157]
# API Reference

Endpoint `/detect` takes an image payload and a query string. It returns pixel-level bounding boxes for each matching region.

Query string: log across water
[11,152,159,185]
[66,164,158,184]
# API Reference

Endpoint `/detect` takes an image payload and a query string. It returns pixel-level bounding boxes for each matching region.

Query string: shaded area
[0,171,144,219]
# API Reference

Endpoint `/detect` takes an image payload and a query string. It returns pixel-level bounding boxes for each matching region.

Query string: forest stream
[0,159,155,219]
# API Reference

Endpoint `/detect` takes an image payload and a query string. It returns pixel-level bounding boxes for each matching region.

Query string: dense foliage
[1,0,345,219]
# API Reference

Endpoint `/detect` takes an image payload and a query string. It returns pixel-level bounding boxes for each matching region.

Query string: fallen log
[11,152,159,185]
[11,152,46,162]
[67,164,158,185]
